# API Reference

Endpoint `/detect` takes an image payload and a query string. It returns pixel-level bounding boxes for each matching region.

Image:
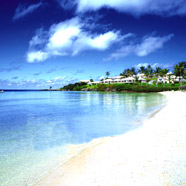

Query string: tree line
[105,61,186,79]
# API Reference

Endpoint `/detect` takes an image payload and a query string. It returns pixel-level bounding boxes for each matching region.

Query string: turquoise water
[0,91,165,186]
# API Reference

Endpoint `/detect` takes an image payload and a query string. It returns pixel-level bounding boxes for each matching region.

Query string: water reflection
[0,91,166,186]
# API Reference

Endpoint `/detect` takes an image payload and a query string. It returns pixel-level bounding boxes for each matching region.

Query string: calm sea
[0,91,165,186]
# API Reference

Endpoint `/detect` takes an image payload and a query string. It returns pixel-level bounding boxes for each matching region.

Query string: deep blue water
[0,91,165,186]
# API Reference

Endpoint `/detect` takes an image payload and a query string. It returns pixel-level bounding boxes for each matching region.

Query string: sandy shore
[36,91,186,186]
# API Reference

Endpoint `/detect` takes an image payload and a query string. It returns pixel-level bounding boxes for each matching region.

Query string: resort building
[79,80,90,83]
[88,81,100,85]
[138,77,146,83]
[103,79,113,84]
[79,73,185,85]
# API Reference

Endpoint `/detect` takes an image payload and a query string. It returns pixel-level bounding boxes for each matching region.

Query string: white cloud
[136,34,173,56]
[135,62,173,70]
[13,2,43,20]
[54,76,67,81]
[105,45,135,61]
[76,0,186,16]
[27,51,49,63]
[27,17,128,62]
[135,63,149,69]
[106,34,173,61]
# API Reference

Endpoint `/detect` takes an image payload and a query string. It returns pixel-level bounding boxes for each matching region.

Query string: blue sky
[1,0,186,89]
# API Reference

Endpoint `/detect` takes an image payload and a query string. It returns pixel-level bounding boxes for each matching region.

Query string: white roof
[113,79,122,81]
[104,79,113,81]
[138,77,145,80]
[137,73,145,77]
[126,77,135,80]
[80,80,90,83]
[167,72,172,75]
[88,81,100,84]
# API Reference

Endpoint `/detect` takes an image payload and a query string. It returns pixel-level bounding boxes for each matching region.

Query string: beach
[35,91,186,186]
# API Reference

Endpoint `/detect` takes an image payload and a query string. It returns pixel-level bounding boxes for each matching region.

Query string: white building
[113,79,123,83]
[88,81,100,85]
[103,79,113,84]
[123,77,135,83]
[79,80,90,83]
[137,73,145,78]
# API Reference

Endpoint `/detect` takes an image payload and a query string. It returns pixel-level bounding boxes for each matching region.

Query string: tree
[184,69,186,78]
[159,69,169,87]
[135,76,139,83]
[138,66,146,74]
[159,69,169,77]
[49,86,52,90]
[131,67,136,75]
[90,79,94,82]
[106,71,110,78]
[184,61,186,68]
[174,62,185,85]
[147,65,154,78]
[155,67,161,77]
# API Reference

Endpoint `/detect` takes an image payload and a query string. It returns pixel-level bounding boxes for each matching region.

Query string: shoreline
[35,91,186,186]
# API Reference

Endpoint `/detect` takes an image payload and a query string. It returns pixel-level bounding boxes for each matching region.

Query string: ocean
[0,91,165,186]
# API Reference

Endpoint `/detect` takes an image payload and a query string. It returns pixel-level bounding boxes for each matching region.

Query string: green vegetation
[60,82,184,92]
[60,61,186,92]
[60,82,87,91]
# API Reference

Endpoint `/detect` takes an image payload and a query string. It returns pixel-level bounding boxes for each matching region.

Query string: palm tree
[154,67,161,86]
[155,67,161,77]
[131,67,136,75]
[184,61,186,68]
[157,69,169,87]
[184,69,186,79]
[174,62,185,85]
[147,65,154,78]
[126,68,132,77]
[106,71,110,78]
[120,69,130,77]
[159,69,169,78]
[138,66,146,74]
[49,86,52,90]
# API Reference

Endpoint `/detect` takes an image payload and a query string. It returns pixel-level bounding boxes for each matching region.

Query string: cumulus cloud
[106,34,173,61]
[13,2,43,20]
[135,63,160,70]
[135,62,175,70]
[27,51,49,63]
[75,0,186,16]
[26,17,129,63]
[135,63,149,69]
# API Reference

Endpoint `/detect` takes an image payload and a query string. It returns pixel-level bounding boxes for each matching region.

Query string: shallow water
[0,91,165,186]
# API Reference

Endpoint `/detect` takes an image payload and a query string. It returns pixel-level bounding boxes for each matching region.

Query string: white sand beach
[36,91,186,186]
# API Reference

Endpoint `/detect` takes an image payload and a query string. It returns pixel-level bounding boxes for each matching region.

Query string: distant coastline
[59,83,183,93]
[0,89,42,92]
